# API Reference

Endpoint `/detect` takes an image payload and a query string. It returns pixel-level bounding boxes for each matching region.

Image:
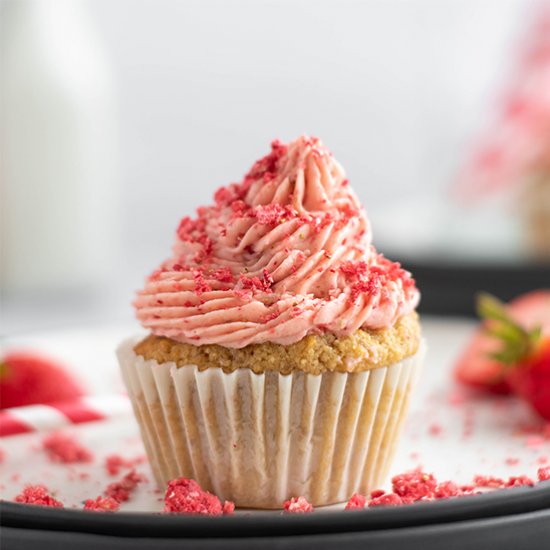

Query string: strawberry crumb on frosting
[15,485,63,508]
[283,496,314,513]
[83,496,120,512]
[135,136,420,349]
[42,432,93,464]
[163,477,234,515]
[538,466,550,481]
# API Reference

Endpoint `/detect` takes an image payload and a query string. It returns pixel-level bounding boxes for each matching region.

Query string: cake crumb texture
[133,312,420,374]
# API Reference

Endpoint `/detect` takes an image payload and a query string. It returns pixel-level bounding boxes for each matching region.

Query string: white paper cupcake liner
[117,338,425,508]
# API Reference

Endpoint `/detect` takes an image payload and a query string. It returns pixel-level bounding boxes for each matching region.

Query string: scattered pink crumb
[537,456,548,465]
[104,470,145,503]
[42,432,93,464]
[391,470,437,500]
[344,493,366,510]
[368,493,407,507]
[104,454,144,476]
[283,496,313,514]
[447,388,468,406]
[434,480,461,498]
[473,475,506,489]
[428,423,442,436]
[14,485,63,508]
[222,500,235,515]
[10,473,20,483]
[538,467,550,481]
[505,457,520,466]
[163,477,232,515]
[0,448,5,464]
[83,496,120,512]
[409,452,420,461]
[506,475,535,487]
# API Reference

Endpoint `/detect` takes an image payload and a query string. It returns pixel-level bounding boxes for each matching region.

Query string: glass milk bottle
[0,0,118,299]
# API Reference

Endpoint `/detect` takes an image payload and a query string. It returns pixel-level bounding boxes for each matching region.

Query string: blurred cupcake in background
[118,136,424,508]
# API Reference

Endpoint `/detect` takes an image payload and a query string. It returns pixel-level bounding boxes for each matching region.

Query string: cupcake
[118,136,424,508]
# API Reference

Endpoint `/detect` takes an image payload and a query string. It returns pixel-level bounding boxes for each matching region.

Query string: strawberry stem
[476,293,542,367]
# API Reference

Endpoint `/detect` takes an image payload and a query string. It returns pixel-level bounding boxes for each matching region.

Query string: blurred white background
[1,0,545,334]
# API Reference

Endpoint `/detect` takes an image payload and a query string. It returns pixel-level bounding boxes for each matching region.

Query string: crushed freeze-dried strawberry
[14,485,63,508]
[368,493,406,507]
[434,480,461,498]
[283,496,313,513]
[163,477,230,515]
[42,432,93,464]
[211,267,234,283]
[104,454,144,476]
[391,470,437,500]
[255,204,294,225]
[193,270,212,295]
[370,489,386,499]
[344,493,366,510]
[83,496,120,512]
[506,475,535,487]
[104,470,145,503]
[538,466,550,481]
[340,260,369,279]
[222,500,235,515]
[239,270,273,294]
[473,475,506,489]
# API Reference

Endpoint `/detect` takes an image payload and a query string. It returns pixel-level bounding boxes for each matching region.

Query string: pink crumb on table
[283,496,314,513]
[42,432,93,464]
[83,496,120,512]
[344,493,366,510]
[14,485,63,508]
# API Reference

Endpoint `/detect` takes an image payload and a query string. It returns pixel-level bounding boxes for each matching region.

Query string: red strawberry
[475,292,550,421]
[454,290,550,394]
[0,352,83,409]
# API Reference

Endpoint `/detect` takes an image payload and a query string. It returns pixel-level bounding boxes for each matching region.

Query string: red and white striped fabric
[0,394,132,437]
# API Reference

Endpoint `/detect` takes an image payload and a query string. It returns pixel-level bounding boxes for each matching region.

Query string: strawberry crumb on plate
[42,432,93,464]
[83,496,120,512]
[283,496,313,513]
[344,493,366,510]
[104,470,145,503]
[14,485,63,508]
[163,477,234,516]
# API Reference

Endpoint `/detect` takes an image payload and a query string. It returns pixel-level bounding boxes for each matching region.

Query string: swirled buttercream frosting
[135,136,420,348]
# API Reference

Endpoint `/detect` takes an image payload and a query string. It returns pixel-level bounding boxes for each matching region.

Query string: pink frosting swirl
[135,136,420,348]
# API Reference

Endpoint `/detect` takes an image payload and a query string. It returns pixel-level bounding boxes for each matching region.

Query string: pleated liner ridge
[118,338,425,509]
